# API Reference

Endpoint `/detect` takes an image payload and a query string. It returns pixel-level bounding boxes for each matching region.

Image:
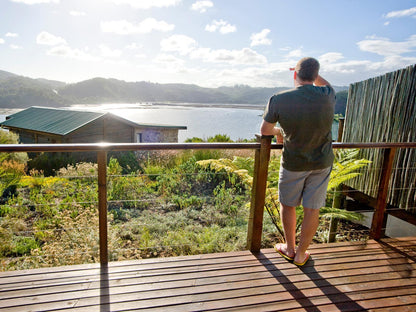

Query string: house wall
[135,127,179,143]
[12,129,62,144]
[67,116,134,143]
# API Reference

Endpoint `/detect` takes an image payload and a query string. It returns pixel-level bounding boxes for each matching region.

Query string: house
[0,106,187,144]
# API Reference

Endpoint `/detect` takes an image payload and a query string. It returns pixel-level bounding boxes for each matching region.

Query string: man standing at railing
[260,57,335,266]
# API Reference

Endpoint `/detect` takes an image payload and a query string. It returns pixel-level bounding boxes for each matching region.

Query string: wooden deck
[0,237,415,312]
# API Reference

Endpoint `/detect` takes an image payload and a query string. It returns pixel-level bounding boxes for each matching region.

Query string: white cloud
[205,20,236,34]
[161,34,266,65]
[384,6,416,18]
[357,35,416,56]
[10,44,22,49]
[160,34,197,55]
[5,32,18,37]
[154,53,185,65]
[199,47,267,64]
[191,0,213,13]
[0,38,4,44]
[101,18,174,35]
[46,45,98,62]
[125,43,143,50]
[106,0,181,9]
[70,11,86,17]
[99,45,122,58]
[250,29,272,46]
[36,31,67,46]
[286,48,303,59]
[319,52,344,64]
[11,0,59,4]
[206,61,294,87]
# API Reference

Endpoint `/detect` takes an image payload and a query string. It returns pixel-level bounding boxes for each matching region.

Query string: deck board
[0,237,415,311]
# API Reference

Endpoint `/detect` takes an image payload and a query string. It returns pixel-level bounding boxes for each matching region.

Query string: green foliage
[335,90,348,115]
[0,130,28,164]
[0,146,369,271]
[213,181,245,216]
[207,134,232,142]
[108,157,122,176]
[328,149,371,191]
[108,151,141,174]
[0,131,28,197]
[197,157,253,188]
[199,150,370,244]
[184,137,204,143]
[27,152,76,176]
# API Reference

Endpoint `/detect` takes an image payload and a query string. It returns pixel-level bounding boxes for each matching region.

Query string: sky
[0,0,416,88]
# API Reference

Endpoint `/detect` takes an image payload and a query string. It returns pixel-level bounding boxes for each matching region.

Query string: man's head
[295,57,320,82]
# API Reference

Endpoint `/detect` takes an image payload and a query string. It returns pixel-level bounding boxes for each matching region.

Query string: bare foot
[293,251,311,266]
[274,243,295,261]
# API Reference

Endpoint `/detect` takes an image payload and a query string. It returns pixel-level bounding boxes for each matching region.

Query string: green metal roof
[0,106,106,136]
[0,106,187,136]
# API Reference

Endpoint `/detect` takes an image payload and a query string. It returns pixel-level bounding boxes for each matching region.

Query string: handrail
[1,140,416,265]
[1,141,416,152]
[0,142,259,152]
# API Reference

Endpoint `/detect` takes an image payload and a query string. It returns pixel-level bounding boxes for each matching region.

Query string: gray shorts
[278,165,332,209]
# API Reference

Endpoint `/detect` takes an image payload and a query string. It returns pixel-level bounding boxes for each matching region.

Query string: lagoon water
[73,103,265,142]
[1,103,340,142]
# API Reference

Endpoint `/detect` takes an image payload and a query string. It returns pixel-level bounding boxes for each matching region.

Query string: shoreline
[0,102,266,115]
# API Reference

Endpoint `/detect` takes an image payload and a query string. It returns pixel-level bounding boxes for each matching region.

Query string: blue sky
[0,0,416,87]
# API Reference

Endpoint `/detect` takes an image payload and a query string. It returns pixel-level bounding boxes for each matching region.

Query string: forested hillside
[0,69,349,112]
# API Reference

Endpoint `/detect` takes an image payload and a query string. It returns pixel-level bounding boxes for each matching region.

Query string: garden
[0,131,370,271]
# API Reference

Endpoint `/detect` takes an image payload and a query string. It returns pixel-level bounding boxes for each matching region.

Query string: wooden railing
[1,140,416,265]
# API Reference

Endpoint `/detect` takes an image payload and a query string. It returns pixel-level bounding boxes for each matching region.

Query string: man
[260,57,335,266]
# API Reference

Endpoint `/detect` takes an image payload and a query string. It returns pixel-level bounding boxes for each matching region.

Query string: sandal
[274,244,294,262]
[293,252,311,266]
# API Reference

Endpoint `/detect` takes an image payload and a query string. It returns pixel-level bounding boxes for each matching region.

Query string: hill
[0,70,18,81]
[0,70,349,111]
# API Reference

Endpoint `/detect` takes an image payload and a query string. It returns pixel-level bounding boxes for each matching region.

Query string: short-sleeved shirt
[263,84,335,171]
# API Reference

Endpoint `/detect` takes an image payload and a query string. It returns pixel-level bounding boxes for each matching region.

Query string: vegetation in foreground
[0,132,369,271]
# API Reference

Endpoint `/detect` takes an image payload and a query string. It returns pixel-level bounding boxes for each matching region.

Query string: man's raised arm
[314,75,331,87]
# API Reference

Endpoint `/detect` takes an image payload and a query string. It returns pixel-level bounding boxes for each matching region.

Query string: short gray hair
[295,57,320,82]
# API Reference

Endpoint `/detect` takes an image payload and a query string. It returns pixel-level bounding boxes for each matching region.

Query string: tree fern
[197,149,371,243]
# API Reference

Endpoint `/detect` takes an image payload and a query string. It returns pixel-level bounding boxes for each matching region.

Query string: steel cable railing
[1,141,416,270]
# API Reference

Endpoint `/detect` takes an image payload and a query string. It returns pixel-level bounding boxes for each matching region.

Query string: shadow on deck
[1,237,415,312]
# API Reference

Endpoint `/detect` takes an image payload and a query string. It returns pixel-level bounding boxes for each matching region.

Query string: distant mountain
[0,70,18,81]
[35,78,66,89]
[0,70,349,112]
[0,75,69,108]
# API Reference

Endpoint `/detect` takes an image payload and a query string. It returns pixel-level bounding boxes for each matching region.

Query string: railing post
[247,135,273,252]
[97,151,108,265]
[370,147,396,240]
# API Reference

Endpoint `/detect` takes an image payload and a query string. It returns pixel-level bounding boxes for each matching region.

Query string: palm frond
[319,207,365,222]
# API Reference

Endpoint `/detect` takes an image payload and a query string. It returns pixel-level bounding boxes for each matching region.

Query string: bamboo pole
[343,64,416,214]
[247,135,272,252]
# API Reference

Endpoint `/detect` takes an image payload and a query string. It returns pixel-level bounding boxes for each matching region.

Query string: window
[136,133,143,143]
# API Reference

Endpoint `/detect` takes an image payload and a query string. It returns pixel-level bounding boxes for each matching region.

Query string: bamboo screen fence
[342,64,416,214]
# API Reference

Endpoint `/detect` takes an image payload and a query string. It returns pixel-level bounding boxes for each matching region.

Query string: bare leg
[294,207,320,263]
[279,203,297,258]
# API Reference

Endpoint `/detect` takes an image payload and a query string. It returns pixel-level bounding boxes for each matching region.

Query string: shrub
[0,130,28,164]
[27,152,76,176]
[108,151,142,174]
